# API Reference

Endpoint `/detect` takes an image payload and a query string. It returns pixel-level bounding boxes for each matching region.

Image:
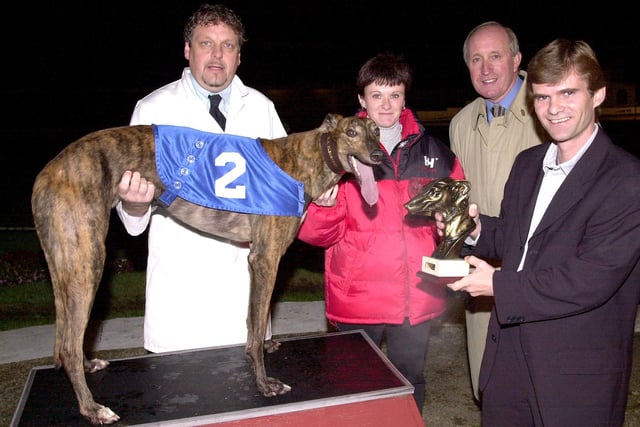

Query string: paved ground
[4,301,638,365]
[0,301,329,365]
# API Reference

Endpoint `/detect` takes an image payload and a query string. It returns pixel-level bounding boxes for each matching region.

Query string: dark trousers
[336,318,432,412]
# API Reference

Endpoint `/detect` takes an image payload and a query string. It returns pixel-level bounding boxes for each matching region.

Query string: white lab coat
[116,68,287,352]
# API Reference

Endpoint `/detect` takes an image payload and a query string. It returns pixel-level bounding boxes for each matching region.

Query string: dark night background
[2,1,638,227]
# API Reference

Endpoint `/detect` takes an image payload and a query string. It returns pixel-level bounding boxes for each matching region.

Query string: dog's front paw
[82,403,120,425]
[264,339,281,353]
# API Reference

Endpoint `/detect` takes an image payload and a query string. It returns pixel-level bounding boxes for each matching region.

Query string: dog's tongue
[355,159,378,206]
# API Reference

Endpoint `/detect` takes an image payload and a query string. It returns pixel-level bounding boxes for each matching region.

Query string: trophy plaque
[405,177,475,277]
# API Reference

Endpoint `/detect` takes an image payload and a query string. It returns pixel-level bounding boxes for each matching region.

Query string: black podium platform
[11,331,423,426]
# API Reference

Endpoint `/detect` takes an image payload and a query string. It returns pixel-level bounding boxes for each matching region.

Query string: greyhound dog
[31,113,383,425]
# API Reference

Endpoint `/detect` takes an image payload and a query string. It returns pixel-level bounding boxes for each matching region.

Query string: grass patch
[275,268,325,302]
[0,281,55,330]
[0,268,324,332]
[0,230,325,331]
[0,272,147,331]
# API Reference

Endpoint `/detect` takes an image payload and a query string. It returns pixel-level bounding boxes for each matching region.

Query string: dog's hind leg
[32,180,120,424]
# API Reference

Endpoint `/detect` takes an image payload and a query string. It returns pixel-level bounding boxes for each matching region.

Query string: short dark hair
[183,4,247,48]
[356,53,413,96]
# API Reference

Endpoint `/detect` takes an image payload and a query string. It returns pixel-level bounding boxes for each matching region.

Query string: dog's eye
[428,188,443,198]
[347,129,357,137]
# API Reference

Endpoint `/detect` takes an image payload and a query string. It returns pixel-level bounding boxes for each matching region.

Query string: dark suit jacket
[475,126,640,425]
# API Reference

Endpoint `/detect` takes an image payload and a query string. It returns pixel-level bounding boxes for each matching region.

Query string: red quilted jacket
[297,109,465,325]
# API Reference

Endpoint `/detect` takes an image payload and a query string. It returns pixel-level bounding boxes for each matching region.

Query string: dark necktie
[209,94,226,130]
[491,104,506,118]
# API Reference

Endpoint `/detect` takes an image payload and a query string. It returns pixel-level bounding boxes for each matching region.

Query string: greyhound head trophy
[405,177,475,276]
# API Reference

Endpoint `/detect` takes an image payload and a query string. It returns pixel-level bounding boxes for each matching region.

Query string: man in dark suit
[444,39,640,426]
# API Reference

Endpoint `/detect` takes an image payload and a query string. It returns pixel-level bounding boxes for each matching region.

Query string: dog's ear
[320,114,342,132]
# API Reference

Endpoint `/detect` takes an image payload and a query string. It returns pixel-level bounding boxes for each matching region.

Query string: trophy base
[422,256,470,277]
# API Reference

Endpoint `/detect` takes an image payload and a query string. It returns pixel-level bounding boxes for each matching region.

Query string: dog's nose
[370,149,384,163]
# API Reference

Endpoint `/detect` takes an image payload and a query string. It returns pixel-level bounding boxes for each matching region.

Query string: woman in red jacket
[297,53,465,412]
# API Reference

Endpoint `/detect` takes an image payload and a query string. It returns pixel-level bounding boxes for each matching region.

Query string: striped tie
[491,104,506,118]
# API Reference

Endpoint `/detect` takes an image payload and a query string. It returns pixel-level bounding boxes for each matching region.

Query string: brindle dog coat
[31,114,382,424]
